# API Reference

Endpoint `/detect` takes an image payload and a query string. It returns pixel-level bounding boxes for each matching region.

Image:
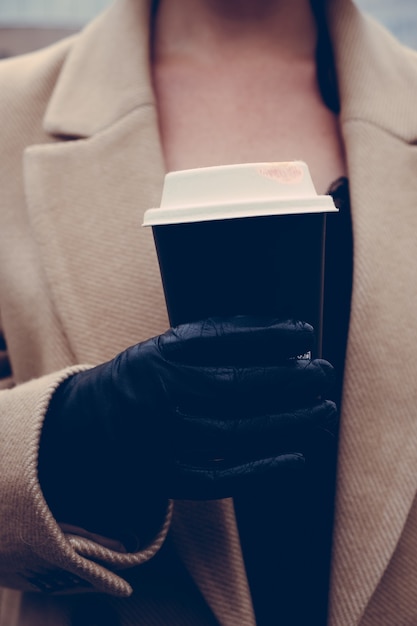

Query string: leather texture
[39,316,337,536]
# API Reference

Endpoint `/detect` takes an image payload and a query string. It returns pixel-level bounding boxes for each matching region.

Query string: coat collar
[25,1,417,624]
[328,0,417,141]
[43,0,157,138]
[43,0,417,143]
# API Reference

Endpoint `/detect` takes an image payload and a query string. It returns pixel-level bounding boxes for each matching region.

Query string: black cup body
[152,213,326,356]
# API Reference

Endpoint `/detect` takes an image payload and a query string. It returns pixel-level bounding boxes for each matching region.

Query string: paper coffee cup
[143,161,338,356]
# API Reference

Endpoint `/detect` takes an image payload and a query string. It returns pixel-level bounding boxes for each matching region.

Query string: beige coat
[0,0,417,623]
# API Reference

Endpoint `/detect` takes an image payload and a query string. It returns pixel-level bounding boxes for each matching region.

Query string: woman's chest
[153,60,346,193]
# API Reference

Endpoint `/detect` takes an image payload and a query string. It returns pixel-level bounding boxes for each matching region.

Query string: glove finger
[159,316,315,365]
[167,453,306,500]
[170,358,335,416]
[174,400,337,462]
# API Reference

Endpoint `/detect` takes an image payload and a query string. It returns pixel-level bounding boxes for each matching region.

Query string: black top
[234,177,353,626]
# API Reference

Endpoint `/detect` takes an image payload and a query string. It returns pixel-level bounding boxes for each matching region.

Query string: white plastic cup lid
[143,161,338,226]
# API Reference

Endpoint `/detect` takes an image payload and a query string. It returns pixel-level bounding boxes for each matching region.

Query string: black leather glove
[38,316,337,542]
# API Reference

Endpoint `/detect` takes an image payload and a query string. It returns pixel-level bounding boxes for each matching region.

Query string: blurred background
[0,0,416,58]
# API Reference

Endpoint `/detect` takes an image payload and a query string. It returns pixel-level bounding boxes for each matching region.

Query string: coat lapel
[24,0,169,364]
[327,1,417,623]
[24,106,169,364]
[23,1,251,624]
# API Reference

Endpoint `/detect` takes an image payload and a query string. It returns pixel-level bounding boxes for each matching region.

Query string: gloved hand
[38,316,337,541]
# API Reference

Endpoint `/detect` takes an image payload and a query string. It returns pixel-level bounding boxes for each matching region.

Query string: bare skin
[152,0,346,194]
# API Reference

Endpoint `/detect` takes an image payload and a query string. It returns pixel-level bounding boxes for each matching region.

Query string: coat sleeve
[0,335,172,597]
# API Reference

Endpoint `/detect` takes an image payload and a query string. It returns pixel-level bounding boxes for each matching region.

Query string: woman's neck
[152,0,318,65]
